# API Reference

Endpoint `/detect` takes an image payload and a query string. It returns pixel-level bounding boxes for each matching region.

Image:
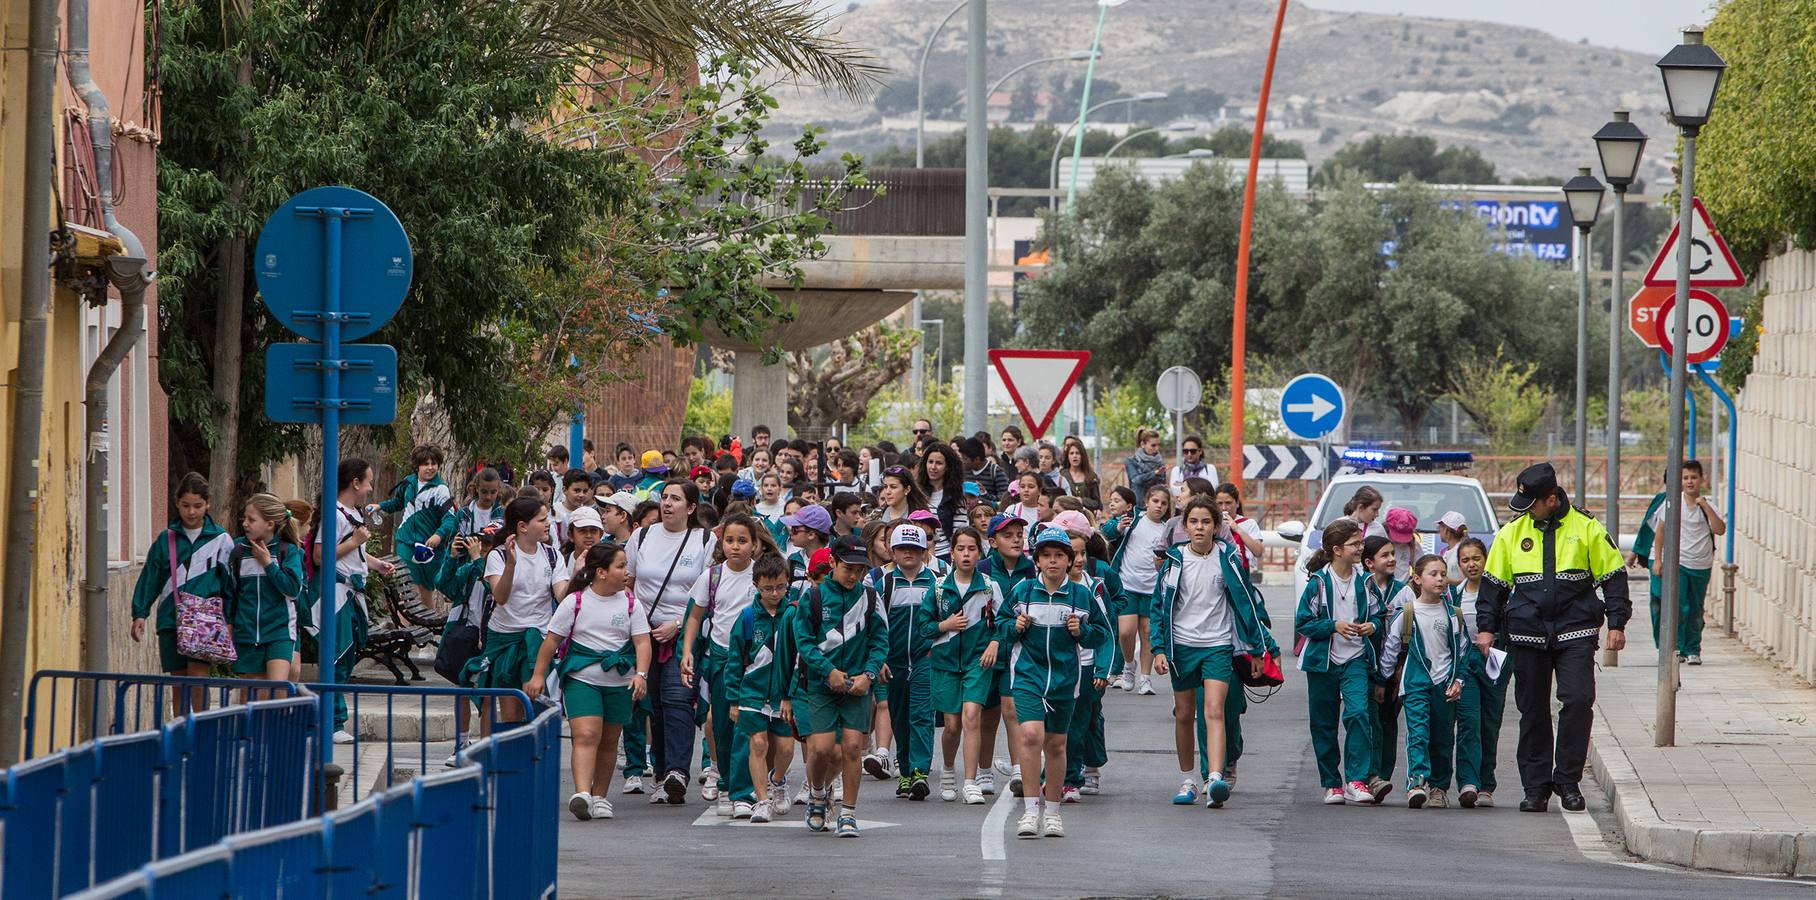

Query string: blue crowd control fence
[67,702,564,900]
[23,669,301,759]
[300,683,534,805]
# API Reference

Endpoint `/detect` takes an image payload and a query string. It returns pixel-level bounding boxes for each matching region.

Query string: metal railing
[304,682,534,804]
[24,669,302,758]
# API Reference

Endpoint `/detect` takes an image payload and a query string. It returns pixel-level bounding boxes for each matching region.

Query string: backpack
[796,583,879,690]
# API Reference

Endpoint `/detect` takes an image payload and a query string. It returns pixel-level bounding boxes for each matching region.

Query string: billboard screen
[1443,199,1573,263]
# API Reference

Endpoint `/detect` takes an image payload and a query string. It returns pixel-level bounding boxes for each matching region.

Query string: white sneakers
[590,796,614,819]
[701,765,722,802]
[1008,766,1024,797]
[1017,809,1041,838]
[863,749,893,781]
[1136,676,1156,696]
[941,769,958,802]
[977,770,996,795]
[732,800,754,819]
[750,800,772,823]
[1115,671,1136,692]
[770,779,792,815]
[622,774,645,795]
[1342,781,1373,804]
[994,757,1015,777]
[332,730,356,744]
[962,781,985,804]
[1081,767,1101,795]
[1043,811,1065,837]
[1323,787,1346,805]
[569,792,593,820]
[717,795,735,817]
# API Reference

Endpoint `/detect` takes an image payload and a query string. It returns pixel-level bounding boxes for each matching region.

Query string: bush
[1096,380,1169,450]
[683,373,732,441]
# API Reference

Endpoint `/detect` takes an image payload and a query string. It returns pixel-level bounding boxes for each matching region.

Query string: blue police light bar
[1341,449,1474,472]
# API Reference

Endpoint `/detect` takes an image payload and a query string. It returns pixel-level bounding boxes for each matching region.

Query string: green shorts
[1167,644,1234,694]
[736,708,793,737]
[157,629,204,674]
[793,689,874,736]
[1010,687,1076,732]
[561,678,633,724]
[1119,588,1152,620]
[231,640,296,675]
[474,628,542,689]
[931,668,966,716]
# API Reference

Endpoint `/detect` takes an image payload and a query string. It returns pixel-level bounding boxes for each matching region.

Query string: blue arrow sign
[1279,373,1345,441]
[265,342,398,425]
[255,186,412,342]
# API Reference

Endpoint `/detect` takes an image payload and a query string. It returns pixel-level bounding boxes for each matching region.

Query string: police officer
[1474,462,1631,813]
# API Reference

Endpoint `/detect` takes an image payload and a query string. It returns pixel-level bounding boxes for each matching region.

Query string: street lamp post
[1061,0,1131,215]
[1653,27,1726,748]
[1562,167,1605,505]
[1592,109,1648,668]
[988,50,1099,110]
[916,0,970,169]
[1103,120,1199,159]
[1047,92,1167,209]
[1166,148,1217,159]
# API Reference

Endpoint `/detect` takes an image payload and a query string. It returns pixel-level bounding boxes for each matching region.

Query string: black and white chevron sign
[1242,444,1324,480]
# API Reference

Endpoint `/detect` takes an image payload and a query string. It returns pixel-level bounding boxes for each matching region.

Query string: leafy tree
[850,379,965,449]
[1318,134,1498,186]
[788,323,919,438]
[1700,0,1816,269]
[1448,351,1553,454]
[1716,287,1767,394]
[683,373,733,440]
[1095,379,1168,450]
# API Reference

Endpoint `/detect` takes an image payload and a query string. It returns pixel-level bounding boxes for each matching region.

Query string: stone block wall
[1734,248,1816,682]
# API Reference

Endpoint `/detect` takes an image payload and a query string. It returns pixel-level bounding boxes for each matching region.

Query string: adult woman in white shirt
[626,480,718,804]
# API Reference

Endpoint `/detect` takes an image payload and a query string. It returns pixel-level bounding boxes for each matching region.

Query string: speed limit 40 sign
[1653,289,1730,364]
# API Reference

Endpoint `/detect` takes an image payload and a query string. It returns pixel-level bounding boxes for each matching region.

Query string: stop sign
[1627,285,1673,348]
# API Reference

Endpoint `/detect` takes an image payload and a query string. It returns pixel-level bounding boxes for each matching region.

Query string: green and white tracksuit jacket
[791,577,889,695]
[1001,578,1112,705]
[1148,542,1277,664]
[227,538,306,645]
[724,602,796,717]
[435,553,492,632]
[1293,568,1384,674]
[1376,601,1471,696]
[873,564,940,672]
[131,517,237,632]
[919,571,1004,675]
[1075,567,1120,682]
[1364,576,1409,682]
[379,475,453,549]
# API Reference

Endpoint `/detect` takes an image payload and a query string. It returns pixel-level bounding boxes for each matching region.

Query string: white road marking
[1563,805,1816,886]
[981,790,1015,860]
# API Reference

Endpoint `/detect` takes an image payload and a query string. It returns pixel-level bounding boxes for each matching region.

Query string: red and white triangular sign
[989,349,1090,440]
[1643,198,1747,288]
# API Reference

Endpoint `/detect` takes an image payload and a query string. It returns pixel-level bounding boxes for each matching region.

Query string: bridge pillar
[731,350,790,443]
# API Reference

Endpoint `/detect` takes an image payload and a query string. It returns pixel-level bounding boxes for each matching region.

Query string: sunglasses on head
[885,465,908,476]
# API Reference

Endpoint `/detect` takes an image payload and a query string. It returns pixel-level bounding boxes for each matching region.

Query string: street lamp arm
[1047,96,1144,192]
[986,55,1078,104]
[917,0,970,168]
[1104,127,1158,158]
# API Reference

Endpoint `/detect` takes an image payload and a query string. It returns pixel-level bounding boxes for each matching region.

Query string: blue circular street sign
[254,186,412,342]
[1279,373,1345,441]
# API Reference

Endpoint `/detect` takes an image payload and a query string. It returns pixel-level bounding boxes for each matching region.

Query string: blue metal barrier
[24,670,299,759]
[300,682,533,805]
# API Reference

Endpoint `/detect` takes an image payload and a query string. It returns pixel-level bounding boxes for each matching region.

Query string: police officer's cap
[1509,462,1559,513]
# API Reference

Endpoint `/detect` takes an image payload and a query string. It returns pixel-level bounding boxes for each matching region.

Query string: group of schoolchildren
[1294,488,1508,810]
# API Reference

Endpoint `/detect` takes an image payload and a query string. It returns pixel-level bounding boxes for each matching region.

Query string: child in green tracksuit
[1361,536,1408,800]
[1378,554,1479,809]
[793,535,889,838]
[1003,527,1111,840]
[1450,537,1505,807]
[434,524,493,762]
[921,526,1003,804]
[1294,518,1384,806]
[130,472,237,683]
[1150,498,1276,809]
[1063,530,1118,802]
[228,493,307,682]
[875,523,940,800]
[723,554,796,823]
[976,514,1034,795]
[435,466,505,549]
[378,444,454,589]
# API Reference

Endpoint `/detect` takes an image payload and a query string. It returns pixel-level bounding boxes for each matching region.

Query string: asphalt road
[555,585,1816,899]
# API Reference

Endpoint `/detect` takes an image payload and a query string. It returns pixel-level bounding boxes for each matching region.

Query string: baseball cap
[1436,510,1467,532]
[987,513,1026,537]
[1510,462,1558,513]
[890,523,928,549]
[808,547,833,577]
[1050,510,1092,537]
[782,504,832,534]
[730,478,757,500]
[1384,507,1418,543]
[907,509,940,525]
[568,506,603,532]
[1031,526,1077,556]
[639,450,664,469]
[962,481,982,497]
[598,491,638,515]
[829,534,870,565]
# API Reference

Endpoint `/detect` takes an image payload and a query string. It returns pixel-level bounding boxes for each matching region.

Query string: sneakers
[332,730,356,745]
[569,791,594,821]
[1136,676,1156,696]
[941,769,958,802]
[623,774,646,795]
[1685,653,1702,666]
[662,771,688,805]
[1407,784,1428,809]
[1062,785,1081,804]
[1428,788,1448,809]
[750,800,772,823]
[717,796,734,817]
[700,765,720,801]
[1519,792,1551,813]
[910,771,930,801]
[1042,811,1065,837]
[590,796,614,819]
[1115,671,1135,692]
[1476,791,1495,808]
[963,781,986,804]
[1342,781,1373,804]
[1323,787,1346,805]
[1224,760,1237,789]
[864,750,892,781]
[832,776,844,804]
[1173,777,1199,805]
[1459,785,1479,808]
[977,770,996,795]
[994,757,1014,777]
[1009,767,1024,797]
[771,779,792,815]
[1366,776,1393,805]
[835,812,860,837]
[444,751,460,768]
[1017,808,1041,838]
[806,792,829,832]
[732,800,753,819]
[794,783,817,810]
[648,791,669,804]
[1081,767,1101,795]
[1205,778,1231,808]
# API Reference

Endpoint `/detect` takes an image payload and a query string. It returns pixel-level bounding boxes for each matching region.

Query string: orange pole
[1229,0,1289,491]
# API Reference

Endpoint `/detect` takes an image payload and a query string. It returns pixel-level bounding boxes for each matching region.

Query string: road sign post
[988,349,1090,440]
[1155,365,1203,471]
[256,186,411,766]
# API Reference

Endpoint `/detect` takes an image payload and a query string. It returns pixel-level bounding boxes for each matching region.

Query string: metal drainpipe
[69,0,155,680]
[0,0,64,767]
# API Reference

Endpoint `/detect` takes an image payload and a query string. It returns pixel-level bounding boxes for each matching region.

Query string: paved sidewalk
[1589,584,1816,875]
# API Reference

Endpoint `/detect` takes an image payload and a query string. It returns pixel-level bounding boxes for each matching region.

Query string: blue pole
[568,354,584,470]
[1695,368,1739,564]
[319,209,343,770]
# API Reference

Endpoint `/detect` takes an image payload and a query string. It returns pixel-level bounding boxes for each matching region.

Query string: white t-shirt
[627,525,716,625]
[1456,583,1481,625]
[484,541,571,633]
[1328,574,1365,666]
[1443,544,1464,584]
[1118,515,1167,594]
[1413,602,1454,684]
[1649,496,1717,570]
[312,502,370,623]
[546,588,650,687]
[1230,516,1263,569]
[1172,546,1233,648]
[753,499,787,520]
[688,561,756,651]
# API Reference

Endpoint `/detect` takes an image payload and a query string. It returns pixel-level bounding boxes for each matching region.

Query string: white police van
[1277,450,1499,600]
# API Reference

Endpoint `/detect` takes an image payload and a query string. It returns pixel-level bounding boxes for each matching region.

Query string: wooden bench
[355,556,443,685]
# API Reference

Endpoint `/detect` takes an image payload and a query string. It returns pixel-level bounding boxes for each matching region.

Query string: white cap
[569,506,604,532]
[890,523,928,549]
[598,492,638,514]
[1437,510,1467,532]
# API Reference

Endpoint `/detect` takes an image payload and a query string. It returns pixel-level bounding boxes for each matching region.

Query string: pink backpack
[170,531,237,664]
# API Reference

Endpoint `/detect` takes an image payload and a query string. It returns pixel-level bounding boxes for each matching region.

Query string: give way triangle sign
[1642,197,1747,288]
[989,349,1090,440]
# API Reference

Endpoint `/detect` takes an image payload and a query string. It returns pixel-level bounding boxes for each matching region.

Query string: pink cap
[1050,510,1093,537]
[907,509,940,524]
[1384,507,1418,543]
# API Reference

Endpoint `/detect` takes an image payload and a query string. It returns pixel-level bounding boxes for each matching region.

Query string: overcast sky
[1304,0,1723,53]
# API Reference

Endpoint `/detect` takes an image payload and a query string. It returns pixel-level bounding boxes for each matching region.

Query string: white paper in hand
[1485,647,1509,681]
